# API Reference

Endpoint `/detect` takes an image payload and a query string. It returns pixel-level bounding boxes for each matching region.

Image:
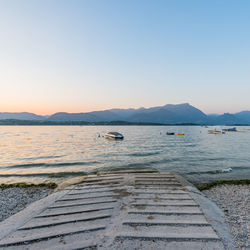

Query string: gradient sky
[0,0,249,115]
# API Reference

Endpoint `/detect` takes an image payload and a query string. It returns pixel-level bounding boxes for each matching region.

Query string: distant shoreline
[0,119,249,126]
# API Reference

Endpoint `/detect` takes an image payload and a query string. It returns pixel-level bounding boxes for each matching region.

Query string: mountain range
[0,103,250,125]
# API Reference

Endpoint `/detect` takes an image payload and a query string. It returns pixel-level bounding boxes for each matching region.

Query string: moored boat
[176,133,184,136]
[166,132,175,135]
[208,130,223,134]
[105,132,124,140]
[222,127,237,132]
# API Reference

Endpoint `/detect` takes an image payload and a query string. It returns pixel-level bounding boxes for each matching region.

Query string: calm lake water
[0,126,249,184]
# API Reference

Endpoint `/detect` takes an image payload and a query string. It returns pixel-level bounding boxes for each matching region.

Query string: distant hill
[47,103,208,124]
[234,111,250,124]
[128,103,208,124]
[0,112,46,121]
[0,104,249,125]
[109,108,145,119]
[48,110,121,122]
[207,113,241,125]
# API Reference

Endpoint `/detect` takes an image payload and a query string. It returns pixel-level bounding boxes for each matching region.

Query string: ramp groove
[0,170,224,249]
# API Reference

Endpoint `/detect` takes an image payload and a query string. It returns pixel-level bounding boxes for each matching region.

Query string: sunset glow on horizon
[1,0,249,115]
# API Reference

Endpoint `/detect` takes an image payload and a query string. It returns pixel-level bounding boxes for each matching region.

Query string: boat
[222,127,237,132]
[208,130,223,134]
[236,129,248,132]
[105,132,124,140]
[176,133,184,136]
[166,132,175,135]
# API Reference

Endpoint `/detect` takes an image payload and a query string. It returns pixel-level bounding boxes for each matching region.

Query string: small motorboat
[176,133,184,136]
[105,132,124,140]
[166,132,175,135]
[222,127,236,132]
[208,130,223,134]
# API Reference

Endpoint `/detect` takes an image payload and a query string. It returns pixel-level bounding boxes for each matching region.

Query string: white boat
[208,129,225,134]
[105,132,124,140]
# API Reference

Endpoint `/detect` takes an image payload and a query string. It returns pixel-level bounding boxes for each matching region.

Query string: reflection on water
[0,126,249,184]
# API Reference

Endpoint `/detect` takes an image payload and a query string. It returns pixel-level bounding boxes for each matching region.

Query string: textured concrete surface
[0,169,228,249]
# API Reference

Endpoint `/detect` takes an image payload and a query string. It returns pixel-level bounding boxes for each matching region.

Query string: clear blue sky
[0,0,249,114]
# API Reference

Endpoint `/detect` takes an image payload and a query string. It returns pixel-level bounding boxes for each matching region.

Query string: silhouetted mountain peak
[1,104,249,124]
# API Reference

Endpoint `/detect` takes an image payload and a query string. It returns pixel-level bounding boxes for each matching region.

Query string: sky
[0,0,249,115]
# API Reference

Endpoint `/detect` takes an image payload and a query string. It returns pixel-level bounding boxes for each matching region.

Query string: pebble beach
[202,184,250,249]
[0,187,52,222]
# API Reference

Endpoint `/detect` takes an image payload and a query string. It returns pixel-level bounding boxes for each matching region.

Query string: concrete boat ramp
[0,169,232,249]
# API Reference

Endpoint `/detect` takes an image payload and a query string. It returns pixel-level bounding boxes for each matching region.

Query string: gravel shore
[202,184,250,249]
[0,187,52,222]
[0,184,249,249]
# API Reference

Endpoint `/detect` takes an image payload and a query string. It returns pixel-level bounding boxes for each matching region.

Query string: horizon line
[1,102,249,116]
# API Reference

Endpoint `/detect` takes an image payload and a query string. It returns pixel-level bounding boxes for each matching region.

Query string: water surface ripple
[0,126,249,184]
